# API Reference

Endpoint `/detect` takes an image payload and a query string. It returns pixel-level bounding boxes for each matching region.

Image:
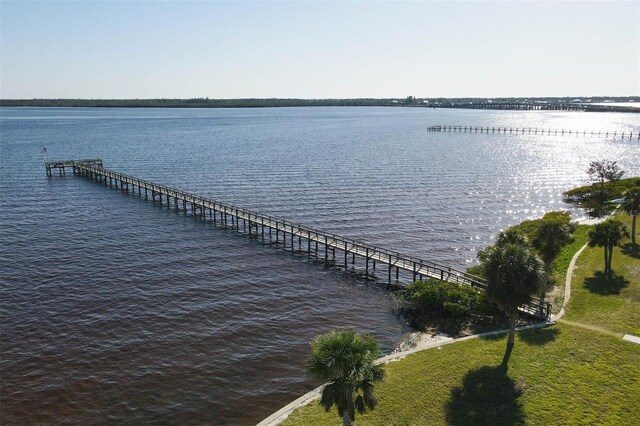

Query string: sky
[1,0,639,99]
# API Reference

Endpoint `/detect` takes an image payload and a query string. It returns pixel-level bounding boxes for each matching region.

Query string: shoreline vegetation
[277,178,639,425]
[1,96,639,112]
[395,216,593,352]
[564,176,640,217]
[396,211,580,345]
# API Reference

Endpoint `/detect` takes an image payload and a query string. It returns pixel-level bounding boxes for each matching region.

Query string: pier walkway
[45,159,551,320]
[427,125,638,140]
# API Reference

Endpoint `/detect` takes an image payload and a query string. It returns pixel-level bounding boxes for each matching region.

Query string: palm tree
[484,243,544,366]
[495,228,528,247]
[478,229,528,266]
[588,219,629,273]
[532,220,574,303]
[623,187,640,245]
[307,329,385,426]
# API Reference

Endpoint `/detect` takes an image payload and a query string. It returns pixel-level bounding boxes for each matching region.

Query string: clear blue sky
[1,1,638,99]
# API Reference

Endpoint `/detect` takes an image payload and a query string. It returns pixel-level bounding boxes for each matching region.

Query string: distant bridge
[45,159,551,320]
[446,102,586,111]
[432,102,639,113]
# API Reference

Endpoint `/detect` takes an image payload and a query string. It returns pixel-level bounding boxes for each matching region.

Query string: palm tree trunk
[508,315,516,347]
[343,389,353,426]
[607,244,614,273]
[632,215,637,246]
[501,314,516,367]
[343,411,352,426]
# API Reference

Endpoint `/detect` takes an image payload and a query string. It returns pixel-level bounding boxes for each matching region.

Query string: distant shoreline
[1,97,639,113]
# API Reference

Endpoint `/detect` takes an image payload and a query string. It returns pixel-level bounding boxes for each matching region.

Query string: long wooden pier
[427,125,638,140]
[45,159,551,320]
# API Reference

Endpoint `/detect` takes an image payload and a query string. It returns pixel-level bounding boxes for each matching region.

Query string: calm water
[1,107,638,425]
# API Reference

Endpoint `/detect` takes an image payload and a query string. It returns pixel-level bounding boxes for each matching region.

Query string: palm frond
[307,329,385,422]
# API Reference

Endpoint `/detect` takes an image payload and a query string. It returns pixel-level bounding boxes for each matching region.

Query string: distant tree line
[1,96,637,111]
[0,98,403,108]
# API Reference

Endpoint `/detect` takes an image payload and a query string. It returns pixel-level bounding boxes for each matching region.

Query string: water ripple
[1,106,638,424]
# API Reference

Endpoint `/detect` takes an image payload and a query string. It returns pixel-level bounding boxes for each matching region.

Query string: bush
[466,264,484,279]
[404,279,480,318]
[442,302,468,317]
[473,211,576,270]
[511,211,573,240]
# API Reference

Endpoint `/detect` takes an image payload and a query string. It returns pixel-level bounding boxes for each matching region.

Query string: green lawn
[281,214,640,426]
[563,214,640,336]
[548,224,590,311]
[283,325,639,425]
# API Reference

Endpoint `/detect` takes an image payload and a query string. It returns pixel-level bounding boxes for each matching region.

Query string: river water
[1,107,638,424]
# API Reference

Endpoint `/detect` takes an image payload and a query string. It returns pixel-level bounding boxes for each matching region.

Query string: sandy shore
[393,331,454,354]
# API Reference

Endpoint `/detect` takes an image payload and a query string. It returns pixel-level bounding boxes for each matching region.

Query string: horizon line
[2,96,640,101]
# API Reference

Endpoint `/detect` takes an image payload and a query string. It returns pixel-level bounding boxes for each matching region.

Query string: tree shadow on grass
[518,326,559,346]
[584,271,629,295]
[621,243,640,259]
[445,365,524,426]
[478,326,559,348]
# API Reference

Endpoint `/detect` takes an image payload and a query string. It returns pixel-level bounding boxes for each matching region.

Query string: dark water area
[1,107,638,425]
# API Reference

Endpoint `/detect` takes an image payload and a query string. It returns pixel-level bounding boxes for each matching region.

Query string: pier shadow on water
[445,365,524,426]
[584,271,629,295]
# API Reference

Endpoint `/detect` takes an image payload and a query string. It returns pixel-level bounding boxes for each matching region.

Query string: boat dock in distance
[45,159,551,320]
[428,125,638,140]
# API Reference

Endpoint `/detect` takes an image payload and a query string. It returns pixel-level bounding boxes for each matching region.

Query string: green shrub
[474,211,577,271]
[442,302,467,317]
[466,264,484,278]
[404,279,480,318]
[511,211,573,241]
[540,211,572,224]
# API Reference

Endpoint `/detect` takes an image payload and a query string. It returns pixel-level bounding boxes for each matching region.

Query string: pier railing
[427,125,638,140]
[45,159,552,320]
[45,159,103,176]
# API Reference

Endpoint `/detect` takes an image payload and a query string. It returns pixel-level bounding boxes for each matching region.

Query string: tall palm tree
[623,187,640,245]
[532,220,574,303]
[307,329,385,426]
[495,228,528,247]
[484,243,544,365]
[478,229,528,266]
[588,219,629,273]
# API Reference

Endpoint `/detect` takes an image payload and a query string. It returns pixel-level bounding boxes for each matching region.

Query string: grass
[562,213,640,336]
[281,213,640,426]
[283,325,639,425]
[547,224,590,311]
